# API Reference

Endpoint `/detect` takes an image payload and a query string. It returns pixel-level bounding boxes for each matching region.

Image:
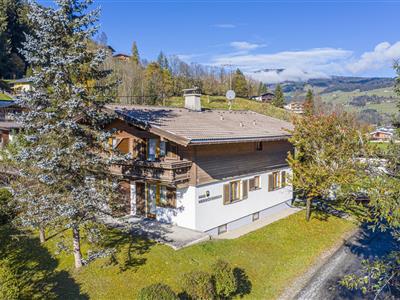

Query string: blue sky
[39,0,400,82]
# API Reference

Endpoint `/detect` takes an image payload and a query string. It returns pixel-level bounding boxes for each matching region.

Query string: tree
[288,112,365,221]
[144,62,173,105]
[97,31,108,46]
[12,0,120,268]
[131,41,140,65]
[232,68,248,98]
[273,84,285,108]
[257,82,268,95]
[304,89,314,116]
[157,51,169,70]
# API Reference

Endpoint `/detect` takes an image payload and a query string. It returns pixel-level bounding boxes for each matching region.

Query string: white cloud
[248,68,330,84]
[212,23,236,29]
[347,41,400,73]
[230,41,265,51]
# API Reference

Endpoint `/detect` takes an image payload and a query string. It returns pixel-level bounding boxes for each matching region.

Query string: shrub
[182,271,216,300]
[137,283,178,300]
[0,259,21,300]
[212,260,237,298]
[0,189,13,225]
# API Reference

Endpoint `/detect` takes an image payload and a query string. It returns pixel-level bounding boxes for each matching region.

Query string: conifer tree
[131,41,140,65]
[273,84,285,108]
[304,89,314,116]
[232,68,248,98]
[12,0,120,268]
[157,51,169,70]
[257,82,268,95]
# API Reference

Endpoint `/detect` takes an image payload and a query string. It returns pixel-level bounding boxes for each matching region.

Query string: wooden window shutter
[281,171,286,187]
[166,187,176,208]
[242,180,248,199]
[268,174,274,192]
[223,184,230,205]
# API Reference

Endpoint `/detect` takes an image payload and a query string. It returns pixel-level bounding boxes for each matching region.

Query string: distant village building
[284,102,304,114]
[113,53,131,61]
[10,78,33,95]
[0,101,22,148]
[370,127,395,141]
[251,92,275,103]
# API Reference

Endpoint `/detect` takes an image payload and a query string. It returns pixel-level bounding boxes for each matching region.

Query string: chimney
[183,87,202,111]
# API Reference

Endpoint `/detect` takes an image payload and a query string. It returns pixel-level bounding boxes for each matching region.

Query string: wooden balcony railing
[111,159,192,186]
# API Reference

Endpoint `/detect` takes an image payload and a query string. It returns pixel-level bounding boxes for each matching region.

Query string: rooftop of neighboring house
[0,121,21,130]
[106,104,293,146]
[0,101,17,108]
[11,77,33,84]
[113,53,131,59]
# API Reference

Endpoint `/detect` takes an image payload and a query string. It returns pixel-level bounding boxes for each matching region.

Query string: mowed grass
[42,212,356,299]
[0,93,12,100]
[165,96,292,122]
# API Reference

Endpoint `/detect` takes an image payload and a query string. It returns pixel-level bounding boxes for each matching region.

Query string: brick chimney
[183,87,202,111]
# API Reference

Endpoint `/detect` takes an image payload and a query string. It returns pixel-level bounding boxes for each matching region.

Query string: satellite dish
[226,90,236,100]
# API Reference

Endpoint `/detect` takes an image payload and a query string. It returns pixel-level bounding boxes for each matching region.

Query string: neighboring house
[0,101,22,148]
[113,53,131,61]
[370,127,395,141]
[251,92,275,103]
[284,102,304,114]
[106,91,294,235]
[10,78,33,95]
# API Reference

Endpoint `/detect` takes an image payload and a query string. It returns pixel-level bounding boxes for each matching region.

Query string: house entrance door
[146,183,157,219]
[135,182,146,216]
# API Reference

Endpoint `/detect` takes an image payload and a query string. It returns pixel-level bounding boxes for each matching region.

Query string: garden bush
[182,271,216,300]
[0,189,13,225]
[212,260,237,298]
[137,283,178,300]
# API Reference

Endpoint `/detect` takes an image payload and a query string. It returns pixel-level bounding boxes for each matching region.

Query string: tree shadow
[233,267,252,298]
[0,225,88,299]
[100,227,156,272]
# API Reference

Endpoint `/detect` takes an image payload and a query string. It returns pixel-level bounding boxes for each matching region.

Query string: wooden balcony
[111,159,192,186]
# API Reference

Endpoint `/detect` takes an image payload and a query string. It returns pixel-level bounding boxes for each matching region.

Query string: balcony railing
[111,159,192,186]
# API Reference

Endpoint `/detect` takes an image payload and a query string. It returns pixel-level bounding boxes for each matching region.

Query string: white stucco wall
[154,168,292,233]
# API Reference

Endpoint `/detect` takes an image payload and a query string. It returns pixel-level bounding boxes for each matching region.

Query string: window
[158,185,168,207]
[268,171,287,191]
[249,176,261,191]
[167,143,178,159]
[256,141,263,151]
[252,212,260,221]
[159,141,166,157]
[230,181,241,202]
[218,224,227,235]
[147,138,157,161]
[242,180,248,199]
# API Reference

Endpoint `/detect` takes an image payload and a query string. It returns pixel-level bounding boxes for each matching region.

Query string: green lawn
[32,212,356,299]
[0,93,12,100]
[165,96,292,122]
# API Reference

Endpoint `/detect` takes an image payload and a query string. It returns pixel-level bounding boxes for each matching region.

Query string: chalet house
[284,102,304,114]
[10,78,33,95]
[113,53,131,61]
[251,92,275,103]
[0,101,22,148]
[370,127,395,141]
[106,92,294,235]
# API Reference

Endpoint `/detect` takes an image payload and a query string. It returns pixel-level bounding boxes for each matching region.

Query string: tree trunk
[39,226,46,243]
[72,225,83,269]
[306,198,312,221]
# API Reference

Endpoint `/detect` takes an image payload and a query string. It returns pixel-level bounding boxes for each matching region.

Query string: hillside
[166,95,292,122]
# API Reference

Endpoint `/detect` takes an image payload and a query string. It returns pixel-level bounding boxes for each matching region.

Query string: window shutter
[242,180,248,199]
[281,171,286,187]
[268,174,274,192]
[166,187,176,208]
[223,184,230,205]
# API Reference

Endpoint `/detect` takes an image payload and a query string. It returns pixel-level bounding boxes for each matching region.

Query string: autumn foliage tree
[288,112,366,221]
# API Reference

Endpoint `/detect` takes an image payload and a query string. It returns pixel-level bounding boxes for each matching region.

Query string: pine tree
[257,82,268,95]
[273,84,285,108]
[131,41,140,65]
[232,68,248,98]
[304,89,314,116]
[157,51,169,70]
[13,0,120,268]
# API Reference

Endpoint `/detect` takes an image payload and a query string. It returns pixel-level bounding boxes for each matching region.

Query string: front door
[146,183,157,219]
[136,182,146,216]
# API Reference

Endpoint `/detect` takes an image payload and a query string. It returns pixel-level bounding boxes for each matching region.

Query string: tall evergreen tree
[304,89,314,116]
[273,84,285,108]
[12,0,120,268]
[232,68,248,98]
[157,51,169,70]
[131,41,140,65]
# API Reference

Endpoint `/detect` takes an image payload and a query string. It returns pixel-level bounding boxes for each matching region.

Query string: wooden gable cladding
[189,140,293,185]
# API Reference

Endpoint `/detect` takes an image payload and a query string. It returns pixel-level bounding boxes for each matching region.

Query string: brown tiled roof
[106,104,293,146]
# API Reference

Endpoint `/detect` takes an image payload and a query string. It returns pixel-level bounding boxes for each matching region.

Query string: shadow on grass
[0,225,88,299]
[101,227,156,272]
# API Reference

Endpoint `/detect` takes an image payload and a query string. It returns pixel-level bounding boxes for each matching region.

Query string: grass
[0,93,12,100]
[36,211,356,299]
[165,95,292,122]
